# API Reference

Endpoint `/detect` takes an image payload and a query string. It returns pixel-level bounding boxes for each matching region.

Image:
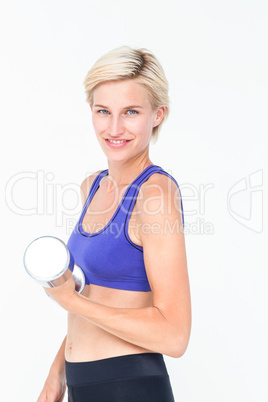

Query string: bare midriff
[65,283,154,362]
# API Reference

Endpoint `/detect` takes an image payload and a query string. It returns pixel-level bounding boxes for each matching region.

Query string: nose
[107,115,124,137]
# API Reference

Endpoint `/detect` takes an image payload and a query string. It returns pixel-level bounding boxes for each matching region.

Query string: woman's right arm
[37,336,67,402]
[37,170,102,401]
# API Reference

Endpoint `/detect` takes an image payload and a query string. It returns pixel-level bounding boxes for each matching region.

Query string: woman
[37,46,191,402]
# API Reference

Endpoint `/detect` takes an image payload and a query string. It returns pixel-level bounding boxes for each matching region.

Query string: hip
[65,352,175,402]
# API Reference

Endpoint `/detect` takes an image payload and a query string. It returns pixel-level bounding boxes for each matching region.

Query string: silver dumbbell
[23,235,85,294]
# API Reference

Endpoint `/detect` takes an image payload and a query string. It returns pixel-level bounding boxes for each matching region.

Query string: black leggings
[65,352,175,402]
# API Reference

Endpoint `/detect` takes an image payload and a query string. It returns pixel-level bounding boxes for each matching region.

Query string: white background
[1,1,267,401]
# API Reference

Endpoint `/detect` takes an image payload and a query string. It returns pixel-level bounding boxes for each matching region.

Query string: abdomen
[65,284,153,362]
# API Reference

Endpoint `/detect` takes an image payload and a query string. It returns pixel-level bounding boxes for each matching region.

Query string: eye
[126,110,138,115]
[97,109,110,114]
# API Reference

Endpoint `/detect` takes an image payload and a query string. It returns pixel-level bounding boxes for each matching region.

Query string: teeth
[108,139,126,144]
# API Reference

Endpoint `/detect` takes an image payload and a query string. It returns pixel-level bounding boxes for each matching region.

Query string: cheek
[132,116,152,132]
[92,116,106,133]
[138,116,154,135]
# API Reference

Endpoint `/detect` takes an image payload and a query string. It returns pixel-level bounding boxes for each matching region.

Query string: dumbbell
[23,235,85,294]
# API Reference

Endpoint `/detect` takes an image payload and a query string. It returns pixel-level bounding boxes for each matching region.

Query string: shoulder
[136,170,184,245]
[136,173,183,236]
[80,169,103,205]
[138,170,182,215]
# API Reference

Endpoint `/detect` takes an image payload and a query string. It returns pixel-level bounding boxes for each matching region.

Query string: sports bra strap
[81,169,109,216]
[81,165,184,229]
[120,165,164,214]
[123,165,185,229]
[83,165,162,217]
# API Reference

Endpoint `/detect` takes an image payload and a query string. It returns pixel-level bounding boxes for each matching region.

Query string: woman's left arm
[46,175,191,358]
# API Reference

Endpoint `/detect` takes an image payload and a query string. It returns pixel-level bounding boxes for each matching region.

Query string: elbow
[153,307,191,358]
[170,343,189,359]
[163,330,191,359]
[165,340,188,359]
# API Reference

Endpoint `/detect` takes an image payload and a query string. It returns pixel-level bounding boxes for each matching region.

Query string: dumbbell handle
[43,264,84,293]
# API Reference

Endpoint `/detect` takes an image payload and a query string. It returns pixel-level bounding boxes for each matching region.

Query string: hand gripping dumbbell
[23,236,85,294]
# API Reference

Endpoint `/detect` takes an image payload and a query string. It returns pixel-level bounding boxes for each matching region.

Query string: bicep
[139,179,191,334]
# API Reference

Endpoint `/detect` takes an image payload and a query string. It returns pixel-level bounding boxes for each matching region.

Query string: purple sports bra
[67,164,184,292]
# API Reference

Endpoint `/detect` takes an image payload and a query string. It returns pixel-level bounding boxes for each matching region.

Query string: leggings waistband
[65,353,168,386]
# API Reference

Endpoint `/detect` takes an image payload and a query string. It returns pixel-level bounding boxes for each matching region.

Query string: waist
[65,352,168,386]
[66,285,154,362]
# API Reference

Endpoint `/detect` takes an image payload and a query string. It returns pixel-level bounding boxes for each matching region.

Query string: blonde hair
[84,46,169,143]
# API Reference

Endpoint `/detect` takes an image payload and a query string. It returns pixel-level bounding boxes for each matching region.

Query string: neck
[104,154,153,191]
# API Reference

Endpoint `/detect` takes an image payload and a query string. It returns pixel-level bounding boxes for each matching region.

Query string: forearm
[37,336,67,402]
[68,294,183,358]
[48,336,66,377]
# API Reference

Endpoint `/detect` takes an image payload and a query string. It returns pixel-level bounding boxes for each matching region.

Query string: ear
[90,104,93,112]
[153,106,166,128]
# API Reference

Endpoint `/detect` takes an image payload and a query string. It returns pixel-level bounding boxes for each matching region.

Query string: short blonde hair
[84,46,169,143]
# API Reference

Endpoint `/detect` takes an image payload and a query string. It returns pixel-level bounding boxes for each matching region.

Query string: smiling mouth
[106,139,130,144]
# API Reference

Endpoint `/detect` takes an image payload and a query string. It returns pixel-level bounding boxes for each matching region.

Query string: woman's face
[90,79,165,163]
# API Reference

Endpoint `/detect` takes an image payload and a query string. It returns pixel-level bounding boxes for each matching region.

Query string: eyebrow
[93,104,143,109]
